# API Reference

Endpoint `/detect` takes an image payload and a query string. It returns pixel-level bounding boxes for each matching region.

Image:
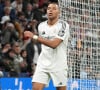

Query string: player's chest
[40,25,58,39]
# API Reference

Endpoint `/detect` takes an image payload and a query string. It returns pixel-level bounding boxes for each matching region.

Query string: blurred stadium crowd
[0,0,57,77]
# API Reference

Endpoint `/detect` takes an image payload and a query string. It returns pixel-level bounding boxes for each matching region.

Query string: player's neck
[47,18,58,26]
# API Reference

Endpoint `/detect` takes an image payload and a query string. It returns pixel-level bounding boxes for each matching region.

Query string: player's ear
[58,8,60,17]
[57,5,60,14]
[58,9,60,14]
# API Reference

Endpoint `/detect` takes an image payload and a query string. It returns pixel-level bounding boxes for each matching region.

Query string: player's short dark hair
[47,2,60,13]
[49,0,58,3]
[47,2,59,9]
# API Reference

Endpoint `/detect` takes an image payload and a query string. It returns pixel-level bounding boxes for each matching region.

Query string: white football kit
[32,19,70,87]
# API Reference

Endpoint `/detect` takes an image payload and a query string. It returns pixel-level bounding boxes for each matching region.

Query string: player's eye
[47,7,50,10]
[47,7,57,10]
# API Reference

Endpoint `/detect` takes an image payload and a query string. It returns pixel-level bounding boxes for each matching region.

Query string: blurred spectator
[11,42,24,77]
[16,12,28,31]
[0,71,3,77]
[0,15,10,24]
[17,12,26,21]
[1,43,11,55]
[95,72,100,79]
[0,0,16,20]
[30,0,39,9]
[11,0,23,12]
[33,3,48,25]
[80,65,95,79]
[20,49,28,74]
[70,32,77,49]
[25,39,35,76]
[1,22,19,45]
[1,43,14,76]
[4,7,11,17]
[24,3,34,21]
[11,0,28,14]
[38,0,44,7]
[25,20,38,33]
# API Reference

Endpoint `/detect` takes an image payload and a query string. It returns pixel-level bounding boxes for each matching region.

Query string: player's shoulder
[58,19,69,26]
[58,19,69,27]
[38,20,47,27]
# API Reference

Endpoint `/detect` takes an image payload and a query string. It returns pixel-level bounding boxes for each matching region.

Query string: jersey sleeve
[55,21,70,41]
[38,22,42,37]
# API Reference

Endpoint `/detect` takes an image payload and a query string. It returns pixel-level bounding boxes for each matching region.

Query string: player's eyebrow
[47,6,60,12]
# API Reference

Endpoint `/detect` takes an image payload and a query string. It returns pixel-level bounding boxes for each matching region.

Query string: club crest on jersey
[42,31,45,35]
[58,30,65,37]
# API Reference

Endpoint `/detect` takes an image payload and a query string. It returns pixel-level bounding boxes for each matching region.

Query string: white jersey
[37,19,70,72]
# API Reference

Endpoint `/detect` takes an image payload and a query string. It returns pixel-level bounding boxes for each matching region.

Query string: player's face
[47,3,60,20]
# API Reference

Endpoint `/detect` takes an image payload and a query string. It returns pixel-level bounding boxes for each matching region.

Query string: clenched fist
[24,31,34,40]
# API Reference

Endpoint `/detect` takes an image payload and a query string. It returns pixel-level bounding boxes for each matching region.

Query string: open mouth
[48,13,53,16]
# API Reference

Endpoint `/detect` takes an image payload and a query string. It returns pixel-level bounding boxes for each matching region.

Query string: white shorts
[32,68,67,87]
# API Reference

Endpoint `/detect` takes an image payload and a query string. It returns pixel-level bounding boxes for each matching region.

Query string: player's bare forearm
[37,37,62,49]
[24,31,62,48]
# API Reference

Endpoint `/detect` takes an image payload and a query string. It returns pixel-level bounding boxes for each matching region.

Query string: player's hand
[24,31,34,39]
